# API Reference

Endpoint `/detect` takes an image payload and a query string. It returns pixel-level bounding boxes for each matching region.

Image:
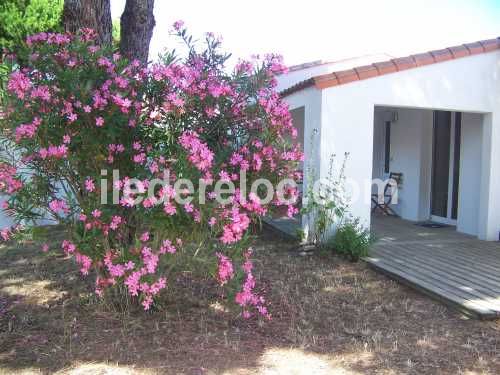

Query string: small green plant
[301,152,349,244]
[330,218,372,262]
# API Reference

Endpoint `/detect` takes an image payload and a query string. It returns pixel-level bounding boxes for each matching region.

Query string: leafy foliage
[0,0,63,51]
[0,25,303,317]
[330,218,372,261]
[301,153,349,244]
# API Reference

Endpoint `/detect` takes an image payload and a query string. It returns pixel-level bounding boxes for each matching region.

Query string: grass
[0,227,499,374]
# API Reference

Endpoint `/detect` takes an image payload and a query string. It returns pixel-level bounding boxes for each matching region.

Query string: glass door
[431,111,461,224]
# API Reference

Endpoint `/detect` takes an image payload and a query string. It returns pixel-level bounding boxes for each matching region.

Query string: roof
[285,54,394,73]
[280,37,500,97]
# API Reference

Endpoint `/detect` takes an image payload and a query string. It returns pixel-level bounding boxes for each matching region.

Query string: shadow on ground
[0,228,499,374]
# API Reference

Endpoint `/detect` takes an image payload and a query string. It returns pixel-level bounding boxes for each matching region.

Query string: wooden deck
[366,215,500,319]
[262,216,301,240]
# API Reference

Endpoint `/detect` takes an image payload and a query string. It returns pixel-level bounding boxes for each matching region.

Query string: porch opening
[371,106,485,238]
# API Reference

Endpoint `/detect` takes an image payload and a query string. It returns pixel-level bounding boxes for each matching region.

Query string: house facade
[278,38,500,241]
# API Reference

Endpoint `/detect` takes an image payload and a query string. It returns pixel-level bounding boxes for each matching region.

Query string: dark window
[384,121,391,173]
[431,111,451,217]
[451,112,461,220]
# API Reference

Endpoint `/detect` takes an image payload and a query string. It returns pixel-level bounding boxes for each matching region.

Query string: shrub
[0,23,303,318]
[301,153,348,244]
[330,218,372,261]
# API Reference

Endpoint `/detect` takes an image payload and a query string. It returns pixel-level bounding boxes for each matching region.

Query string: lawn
[0,227,499,374]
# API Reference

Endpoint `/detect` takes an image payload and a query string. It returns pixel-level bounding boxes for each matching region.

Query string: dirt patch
[0,229,499,374]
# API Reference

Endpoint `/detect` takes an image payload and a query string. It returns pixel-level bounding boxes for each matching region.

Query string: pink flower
[91,209,101,218]
[0,228,10,241]
[173,20,185,31]
[75,252,92,275]
[140,231,150,242]
[67,113,78,123]
[85,178,95,192]
[159,239,176,254]
[95,117,104,127]
[142,295,153,310]
[216,253,234,285]
[7,71,31,99]
[62,240,76,254]
[49,199,69,214]
[179,131,214,172]
[163,202,176,215]
[109,215,122,230]
[41,243,49,252]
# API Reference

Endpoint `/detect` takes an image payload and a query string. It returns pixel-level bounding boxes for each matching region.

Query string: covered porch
[367,214,500,319]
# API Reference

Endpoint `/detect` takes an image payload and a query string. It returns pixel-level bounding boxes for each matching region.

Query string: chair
[371,172,403,216]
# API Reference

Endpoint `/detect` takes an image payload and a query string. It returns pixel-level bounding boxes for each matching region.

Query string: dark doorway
[431,110,461,222]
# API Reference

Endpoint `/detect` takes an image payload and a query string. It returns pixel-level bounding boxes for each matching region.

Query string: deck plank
[378,243,500,282]
[371,246,500,294]
[367,215,500,319]
[371,247,500,304]
[367,257,497,318]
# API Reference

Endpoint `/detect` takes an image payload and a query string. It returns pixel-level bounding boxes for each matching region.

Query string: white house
[278,38,500,241]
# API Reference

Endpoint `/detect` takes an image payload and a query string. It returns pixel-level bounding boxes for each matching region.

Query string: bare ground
[0,228,499,375]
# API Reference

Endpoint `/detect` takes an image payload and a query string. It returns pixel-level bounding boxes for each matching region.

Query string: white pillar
[478,112,500,240]
[320,101,375,232]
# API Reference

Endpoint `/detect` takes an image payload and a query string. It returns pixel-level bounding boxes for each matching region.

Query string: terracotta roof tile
[372,60,397,74]
[391,56,417,71]
[334,69,359,84]
[281,36,500,97]
[279,78,315,97]
[430,48,453,62]
[411,52,435,66]
[479,38,500,52]
[314,73,339,89]
[464,42,485,55]
[354,65,379,79]
[447,45,470,58]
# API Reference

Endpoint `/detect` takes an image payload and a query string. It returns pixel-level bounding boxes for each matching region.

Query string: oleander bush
[0,22,303,318]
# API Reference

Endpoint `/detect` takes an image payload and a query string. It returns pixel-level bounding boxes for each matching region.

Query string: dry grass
[0,228,499,374]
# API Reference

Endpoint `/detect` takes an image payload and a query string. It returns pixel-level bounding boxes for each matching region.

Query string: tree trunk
[63,0,112,46]
[120,0,155,63]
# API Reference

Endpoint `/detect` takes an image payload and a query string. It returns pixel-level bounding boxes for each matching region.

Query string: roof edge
[280,37,500,97]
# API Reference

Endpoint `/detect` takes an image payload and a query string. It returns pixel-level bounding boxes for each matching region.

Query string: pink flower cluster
[235,249,270,319]
[7,71,32,99]
[220,208,251,244]
[0,163,22,194]
[216,253,234,285]
[179,131,214,172]
[1,25,303,316]
[39,144,68,159]
[15,117,42,142]
[48,199,69,215]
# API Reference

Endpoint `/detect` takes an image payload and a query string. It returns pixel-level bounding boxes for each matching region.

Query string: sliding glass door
[431,111,461,224]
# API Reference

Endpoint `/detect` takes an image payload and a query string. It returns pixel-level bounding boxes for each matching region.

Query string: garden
[1,2,500,374]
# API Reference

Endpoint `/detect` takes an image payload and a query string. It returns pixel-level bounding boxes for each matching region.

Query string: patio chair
[371,172,403,216]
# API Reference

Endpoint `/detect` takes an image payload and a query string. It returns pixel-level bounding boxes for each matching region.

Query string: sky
[111,0,500,66]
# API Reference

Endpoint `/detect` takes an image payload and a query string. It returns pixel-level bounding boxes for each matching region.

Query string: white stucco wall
[282,87,322,238]
[457,112,483,236]
[372,107,433,222]
[318,50,500,240]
